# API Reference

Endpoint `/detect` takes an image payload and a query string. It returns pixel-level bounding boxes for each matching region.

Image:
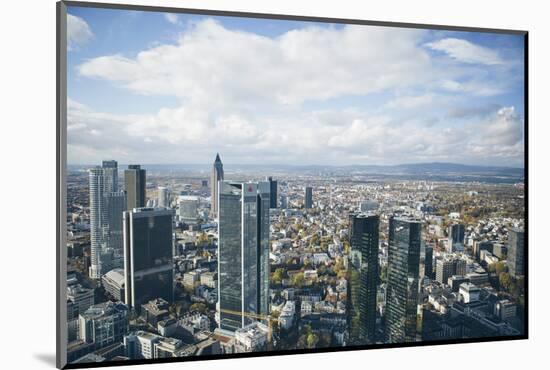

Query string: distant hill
[68,161,524,183]
[370,162,524,176]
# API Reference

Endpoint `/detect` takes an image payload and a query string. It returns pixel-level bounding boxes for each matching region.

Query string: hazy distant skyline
[67,7,525,167]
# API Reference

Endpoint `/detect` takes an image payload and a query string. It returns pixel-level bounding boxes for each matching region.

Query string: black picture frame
[57,1,529,369]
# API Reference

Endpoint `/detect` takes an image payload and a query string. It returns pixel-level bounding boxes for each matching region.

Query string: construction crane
[218,308,278,345]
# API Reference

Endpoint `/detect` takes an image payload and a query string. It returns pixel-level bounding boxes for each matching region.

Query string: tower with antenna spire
[211,153,224,218]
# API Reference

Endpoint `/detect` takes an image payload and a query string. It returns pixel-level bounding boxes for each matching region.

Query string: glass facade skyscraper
[508,228,525,278]
[103,191,126,269]
[268,177,278,209]
[385,217,422,343]
[89,160,121,279]
[210,153,224,218]
[123,208,174,311]
[157,186,169,209]
[217,181,270,332]
[304,186,313,209]
[348,213,379,344]
[448,223,465,252]
[124,165,146,211]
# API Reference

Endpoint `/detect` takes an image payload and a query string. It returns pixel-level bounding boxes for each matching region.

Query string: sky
[66,6,525,167]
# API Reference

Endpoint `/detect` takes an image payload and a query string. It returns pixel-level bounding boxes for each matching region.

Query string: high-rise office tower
[103,191,126,269]
[267,177,278,208]
[420,242,434,279]
[348,213,379,344]
[157,186,170,208]
[508,228,525,277]
[448,223,465,253]
[304,186,313,209]
[124,165,146,211]
[123,208,174,310]
[217,181,270,332]
[210,153,224,218]
[435,257,466,284]
[89,167,105,279]
[178,196,200,224]
[280,194,288,209]
[435,258,455,284]
[102,160,118,193]
[386,216,422,343]
[89,160,120,279]
[473,240,493,260]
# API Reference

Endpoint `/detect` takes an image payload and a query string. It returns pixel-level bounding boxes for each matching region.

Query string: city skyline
[67,7,525,167]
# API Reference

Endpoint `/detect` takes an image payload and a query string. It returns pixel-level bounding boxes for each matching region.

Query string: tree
[310,234,319,247]
[343,241,350,254]
[499,272,512,291]
[272,268,285,284]
[197,232,209,246]
[293,272,305,287]
[190,302,207,314]
[306,333,318,348]
[495,261,507,275]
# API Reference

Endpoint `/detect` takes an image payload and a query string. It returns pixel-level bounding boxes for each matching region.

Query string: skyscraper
[348,213,379,344]
[435,257,466,284]
[89,160,121,279]
[217,181,270,332]
[420,242,434,279]
[267,177,278,208]
[124,165,146,211]
[89,167,105,279]
[304,186,313,209]
[158,186,170,208]
[435,258,455,284]
[103,191,127,269]
[386,217,422,343]
[508,228,525,278]
[123,208,174,310]
[178,195,200,224]
[448,223,465,253]
[210,153,224,218]
[101,160,118,193]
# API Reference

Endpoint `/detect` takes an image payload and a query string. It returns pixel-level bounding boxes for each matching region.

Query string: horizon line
[66,160,525,170]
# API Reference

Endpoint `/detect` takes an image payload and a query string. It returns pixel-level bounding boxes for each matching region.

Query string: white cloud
[67,98,524,166]
[384,94,434,109]
[164,13,179,25]
[78,19,433,105]
[425,38,503,65]
[67,14,93,51]
[69,19,523,166]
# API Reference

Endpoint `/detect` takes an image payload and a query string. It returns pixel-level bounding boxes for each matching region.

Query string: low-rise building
[102,268,125,301]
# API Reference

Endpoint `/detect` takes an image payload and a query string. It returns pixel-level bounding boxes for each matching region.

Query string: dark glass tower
[348,213,379,344]
[217,181,270,332]
[448,223,465,252]
[123,208,174,311]
[267,176,278,208]
[210,153,224,217]
[304,186,313,209]
[124,165,146,211]
[420,242,434,279]
[385,216,422,343]
[508,228,525,277]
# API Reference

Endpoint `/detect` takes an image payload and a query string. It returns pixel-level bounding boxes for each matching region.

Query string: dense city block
[65,155,525,364]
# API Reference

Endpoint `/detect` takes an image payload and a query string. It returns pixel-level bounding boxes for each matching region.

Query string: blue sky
[66,6,525,167]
